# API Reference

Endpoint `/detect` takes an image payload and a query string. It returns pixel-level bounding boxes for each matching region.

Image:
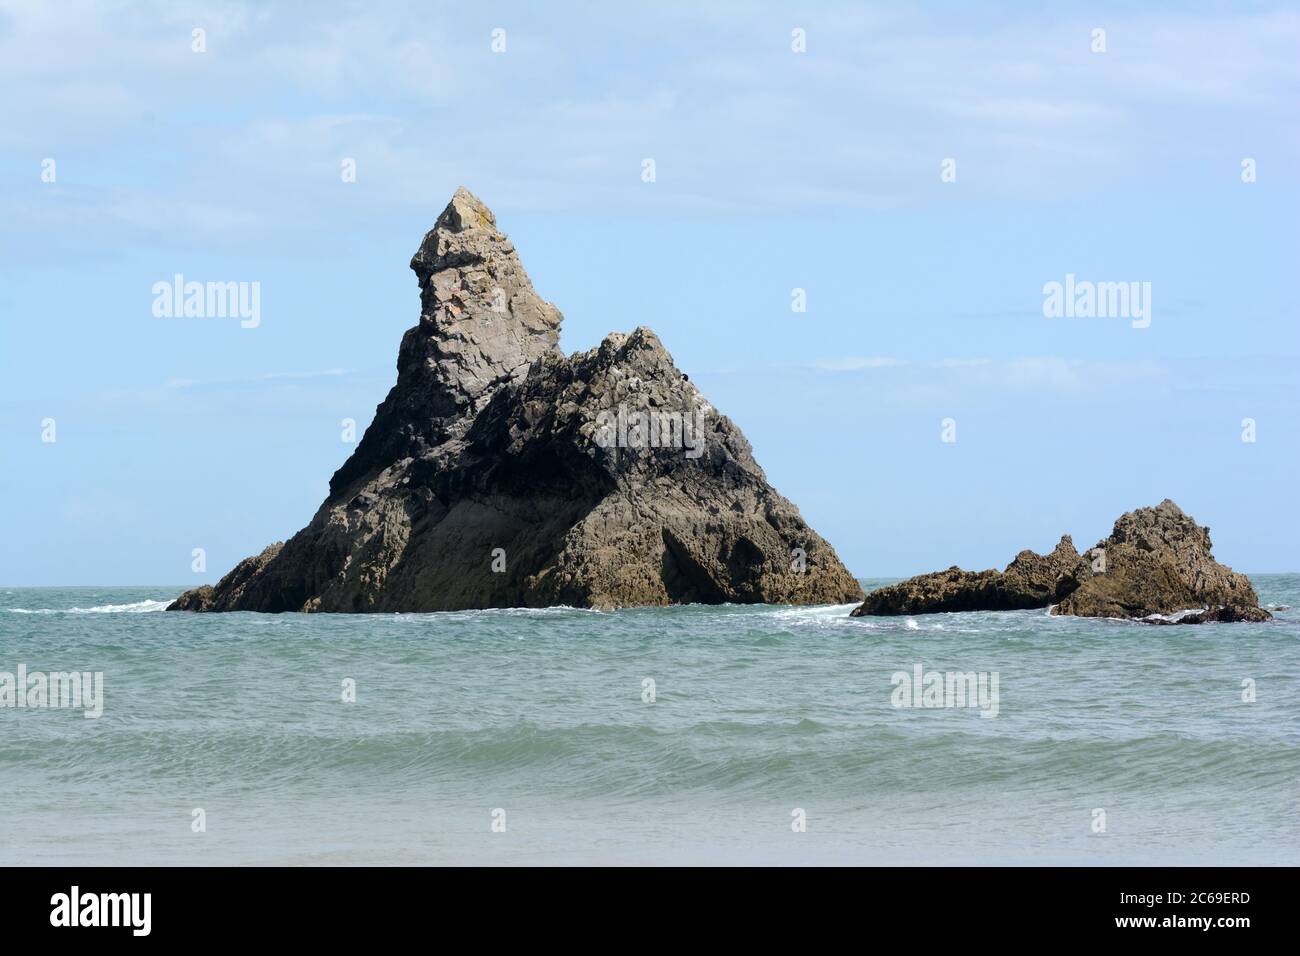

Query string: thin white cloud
[164,368,355,390]
[793,355,1168,395]
[811,357,906,371]
[1,0,1296,237]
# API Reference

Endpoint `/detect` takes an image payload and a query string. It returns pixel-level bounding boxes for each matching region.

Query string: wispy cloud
[3,0,1297,242]
[811,356,906,371]
[163,368,355,391]
[800,355,1170,395]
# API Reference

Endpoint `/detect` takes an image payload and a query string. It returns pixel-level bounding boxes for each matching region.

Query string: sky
[1,0,1297,586]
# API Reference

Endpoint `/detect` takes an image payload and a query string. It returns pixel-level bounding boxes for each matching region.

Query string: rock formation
[1052,499,1270,622]
[850,535,1087,616]
[170,188,862,613]
[852,499,1270,623]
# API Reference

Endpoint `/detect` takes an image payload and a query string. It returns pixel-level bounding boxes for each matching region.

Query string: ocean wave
[6,599,173,615]
[767,603,860,619]
[1141,607,1208,623]
[9,721,1295,801]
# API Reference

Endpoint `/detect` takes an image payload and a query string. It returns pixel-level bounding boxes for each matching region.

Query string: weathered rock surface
[170,188,862,613]
[852,499,1270,624]
[1052,499,1270,622]
[850,535,1087,616]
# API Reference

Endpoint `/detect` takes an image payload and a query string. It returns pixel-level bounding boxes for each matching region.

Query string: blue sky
[2,0,1297,585]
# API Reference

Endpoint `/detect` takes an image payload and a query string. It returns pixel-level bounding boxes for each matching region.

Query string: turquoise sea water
[1,577,1297,865]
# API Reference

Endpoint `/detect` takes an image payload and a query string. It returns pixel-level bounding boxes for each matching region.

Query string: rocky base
[1142,605,1273,625]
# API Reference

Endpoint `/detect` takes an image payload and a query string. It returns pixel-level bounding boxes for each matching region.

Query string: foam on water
[7,598,173,614]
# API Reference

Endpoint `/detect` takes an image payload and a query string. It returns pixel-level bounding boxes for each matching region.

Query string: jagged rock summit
[170,188,862,613]
[853,499,1270,624]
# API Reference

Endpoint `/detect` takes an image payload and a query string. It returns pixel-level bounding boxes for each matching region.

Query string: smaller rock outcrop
[853,500,1270,624]
[1052,499,1270,622]
[850,535,1086,616]
[168,543,284,612]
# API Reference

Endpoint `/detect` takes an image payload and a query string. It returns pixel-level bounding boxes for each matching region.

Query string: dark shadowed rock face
[852,499,1270,624]
[170,188,862,613]
[1052,499,1270,622]
[850,535,1086,616]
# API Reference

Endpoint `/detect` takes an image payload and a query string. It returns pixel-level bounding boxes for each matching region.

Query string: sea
[2,576,1297,866]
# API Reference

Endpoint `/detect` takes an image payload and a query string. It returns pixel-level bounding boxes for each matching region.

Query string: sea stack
[853,500,1270,624]
[170,188,862,612]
